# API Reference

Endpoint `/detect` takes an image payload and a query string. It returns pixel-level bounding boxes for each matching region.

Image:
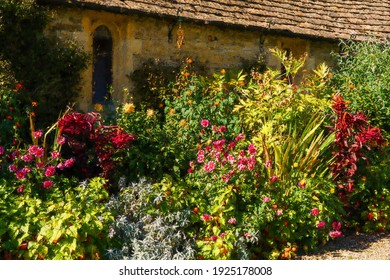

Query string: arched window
[92,25,113,104]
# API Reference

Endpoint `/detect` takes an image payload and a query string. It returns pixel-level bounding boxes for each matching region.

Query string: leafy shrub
[331,40,390,233]
[332,40,390,137]
[0,0,88,131]
[0,81,25,147]
[117,63,243,181]
[0,138,113,259]
[185,120,344,259]
[106,178,196,260]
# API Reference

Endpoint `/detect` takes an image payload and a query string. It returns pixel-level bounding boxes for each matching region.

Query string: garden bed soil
[298,231,390,260]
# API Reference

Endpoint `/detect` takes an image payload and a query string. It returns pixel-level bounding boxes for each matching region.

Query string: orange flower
[169,108,175,115]
[31,101,38,107]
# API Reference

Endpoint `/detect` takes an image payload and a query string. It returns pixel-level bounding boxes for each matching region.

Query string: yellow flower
[146,109,154,118]
[123,103,135,114]
[94,103,103,112]
[330,188,335,194]
[293,162,299,168]
[187,100,193,105]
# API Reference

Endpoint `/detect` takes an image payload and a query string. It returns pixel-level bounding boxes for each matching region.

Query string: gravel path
[298,231,390,260]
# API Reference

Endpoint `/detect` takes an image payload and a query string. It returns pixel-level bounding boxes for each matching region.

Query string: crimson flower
[200,119,209,128]
[43,180,53,189]
[310,208,319,216]
[45,166,56,177]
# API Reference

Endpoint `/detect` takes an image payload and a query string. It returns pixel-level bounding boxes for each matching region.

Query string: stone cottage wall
[48,7,338,111]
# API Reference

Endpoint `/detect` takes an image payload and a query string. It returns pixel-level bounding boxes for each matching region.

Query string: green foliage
[0,0,88,131]
[0,177,112,260]
[332,39,390,138]
[117,63,242,181]
[0,80,25,146]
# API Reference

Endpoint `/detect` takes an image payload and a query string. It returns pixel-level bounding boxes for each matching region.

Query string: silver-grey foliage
[105,178,196,260]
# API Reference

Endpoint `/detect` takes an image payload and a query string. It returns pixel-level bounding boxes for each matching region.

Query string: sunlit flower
[276,209,283,216]
[310,208,319,216]
[122,103,135,114]
[298,180,306,188]
[94,103,104,112]
[210,235,218,241]
[146,109,154,117]
[200,119,209,128]
[227,154,235,164]
[235,134,244,142]
[228,217,237,224]
[197,154,205,163]
[201,214,212,222]
[179,119,186,127]
[204,161,215,172]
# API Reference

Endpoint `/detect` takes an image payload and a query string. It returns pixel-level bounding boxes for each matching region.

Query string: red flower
[317,221,326,229]
[201,214,212,222]
[270,175,278,183]
[45,166,56,177]
[310,208,319,216]
[43,180,53,189]
[332,221,342,230]
[200,119,209,128]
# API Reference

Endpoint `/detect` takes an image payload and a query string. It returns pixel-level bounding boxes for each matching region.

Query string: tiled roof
[39,0,390,41]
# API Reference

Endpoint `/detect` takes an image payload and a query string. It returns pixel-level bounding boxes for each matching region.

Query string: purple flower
[0,146,5,155]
